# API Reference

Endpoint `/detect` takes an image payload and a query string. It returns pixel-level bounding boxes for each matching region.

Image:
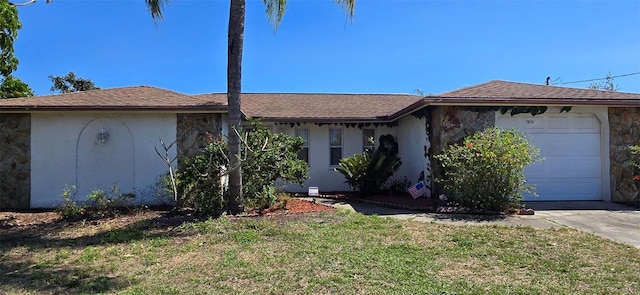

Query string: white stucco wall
[31,112,177,208]
[395,115,430,196]
[272,123,397,193]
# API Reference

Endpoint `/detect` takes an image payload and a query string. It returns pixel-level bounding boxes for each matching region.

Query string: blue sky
[12,0,640,96]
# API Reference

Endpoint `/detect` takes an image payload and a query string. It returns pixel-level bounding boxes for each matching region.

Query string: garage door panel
[496,112,602,201]
[526,177,601,201]
[576,115,600,130]
[549,156,600,177]
[525,156,601,177]
[528,134,600,156]
[548,116,570,130]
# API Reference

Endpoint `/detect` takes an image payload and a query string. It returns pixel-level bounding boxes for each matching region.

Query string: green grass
[1,210,639,294]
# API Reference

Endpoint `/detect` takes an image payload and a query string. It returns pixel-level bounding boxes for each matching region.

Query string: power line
[549,71,640,86]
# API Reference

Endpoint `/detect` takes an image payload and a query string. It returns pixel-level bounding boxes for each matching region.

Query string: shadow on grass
[0,260,136,294]
[0,212,202,250]
[0,211,205,293]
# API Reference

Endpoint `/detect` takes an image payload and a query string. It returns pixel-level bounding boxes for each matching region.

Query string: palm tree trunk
[227,0,245,214]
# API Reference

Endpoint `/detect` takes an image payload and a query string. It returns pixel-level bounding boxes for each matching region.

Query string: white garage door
[496,112,602,201]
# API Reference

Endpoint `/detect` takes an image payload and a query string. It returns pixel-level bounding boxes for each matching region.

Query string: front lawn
[1,210,639,294]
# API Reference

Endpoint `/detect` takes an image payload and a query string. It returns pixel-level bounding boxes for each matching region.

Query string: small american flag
[408,181,426,199]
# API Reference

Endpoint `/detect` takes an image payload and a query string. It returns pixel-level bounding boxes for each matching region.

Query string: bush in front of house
[173,120,309,215]
[240,120,309,210]
[335,134,402,196]
[175,140,229,216]
[56,184,137,220]
[57,185,85,219]
[434,127,541,213]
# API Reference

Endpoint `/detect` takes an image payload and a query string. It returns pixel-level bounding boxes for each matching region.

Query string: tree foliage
[240,120,309,209]
[145,0,355,215]
[175,140,229,216]
[0,0,20,77]
[49,72,100,93]
[172,121,309,215]
[435,128,541,212]
[589,72,619,92]
[0,74,32,99]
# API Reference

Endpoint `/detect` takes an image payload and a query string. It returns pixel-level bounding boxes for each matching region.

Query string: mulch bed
[321,192,438,211]
[247,198,336,216]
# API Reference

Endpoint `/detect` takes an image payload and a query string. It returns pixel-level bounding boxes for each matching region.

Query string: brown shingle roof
[0,86,226,111]
[430,80,640,106]
[194,93,424,122]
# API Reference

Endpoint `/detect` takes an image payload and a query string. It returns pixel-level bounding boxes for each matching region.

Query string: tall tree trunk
[227,0,245,214]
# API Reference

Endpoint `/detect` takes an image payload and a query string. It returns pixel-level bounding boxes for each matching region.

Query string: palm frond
[333,0,355,20]
[263,0,287,30]
[145,0,171,21]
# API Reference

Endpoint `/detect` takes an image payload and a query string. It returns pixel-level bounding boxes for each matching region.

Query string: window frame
[362,128,376,152]
[295,128,309,164]
[329,128,343,166]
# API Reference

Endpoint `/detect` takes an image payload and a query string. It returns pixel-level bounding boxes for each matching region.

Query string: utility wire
[549,71,640,86]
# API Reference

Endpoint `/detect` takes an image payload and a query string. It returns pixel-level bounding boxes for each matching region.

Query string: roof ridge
[194,92,417,96]
[436,80,640,96]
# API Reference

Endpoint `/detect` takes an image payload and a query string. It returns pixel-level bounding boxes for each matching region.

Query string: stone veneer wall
[176,113,223,164]
[0,113,31,209]
[609,107,640,205]
[429,106,495,157]
[428,106,495,196]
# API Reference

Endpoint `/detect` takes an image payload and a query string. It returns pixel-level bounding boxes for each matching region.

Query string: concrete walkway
[304,197,640,248]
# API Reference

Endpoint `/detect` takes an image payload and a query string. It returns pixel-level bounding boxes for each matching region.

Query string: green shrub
[241,120,309,210]
[56,185,85,219]
[57,184,136,219]
[335,153,370,192]
[335,134,402,196]
[173,120,309,214]
[175,140,229,216]
[85,185,135,217]
[434,127,541,212]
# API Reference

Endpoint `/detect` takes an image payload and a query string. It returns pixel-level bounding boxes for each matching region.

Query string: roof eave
[425,97,640,106]
[0,105,228,112]
[386,99,430,121]
[249,117,397,124]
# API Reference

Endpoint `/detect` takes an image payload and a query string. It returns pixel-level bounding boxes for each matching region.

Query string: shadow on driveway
[525,201,639,212]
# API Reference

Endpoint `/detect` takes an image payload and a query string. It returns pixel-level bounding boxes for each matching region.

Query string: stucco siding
[273,123,397,193]
[396,115,430,196]
[31,113,177,208]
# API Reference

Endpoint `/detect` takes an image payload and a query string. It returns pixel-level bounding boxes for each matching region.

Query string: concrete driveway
[526,201,640,248]
[305,198,640,249]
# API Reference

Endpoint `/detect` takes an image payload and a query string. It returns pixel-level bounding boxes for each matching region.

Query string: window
[296,128,309,163]
[362,128,375,152]
[329,128,342,166]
